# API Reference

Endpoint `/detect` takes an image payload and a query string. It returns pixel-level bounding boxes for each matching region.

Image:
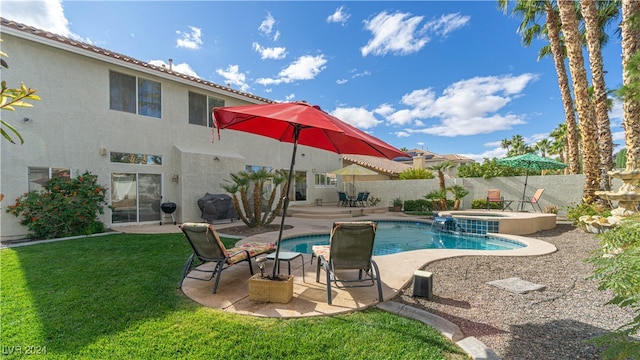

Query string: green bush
[471,198,503,210]
[6,171,110,239]
[565,202,612,225]
[403,199,432,212]
[586,217,640,359]
[398,168,435,179]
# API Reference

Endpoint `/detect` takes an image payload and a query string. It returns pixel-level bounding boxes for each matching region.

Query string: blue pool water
[281,220,525,256]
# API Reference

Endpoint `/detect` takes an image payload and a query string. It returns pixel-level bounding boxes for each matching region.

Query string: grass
[0,233,468,359]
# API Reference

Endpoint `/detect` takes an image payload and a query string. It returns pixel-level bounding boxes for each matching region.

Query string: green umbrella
[497,153,567,210]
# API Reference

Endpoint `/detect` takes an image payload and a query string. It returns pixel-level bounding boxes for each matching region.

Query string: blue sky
[4,0,626,161]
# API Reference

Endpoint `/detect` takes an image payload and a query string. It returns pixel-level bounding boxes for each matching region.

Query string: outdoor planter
[248,274,294,303]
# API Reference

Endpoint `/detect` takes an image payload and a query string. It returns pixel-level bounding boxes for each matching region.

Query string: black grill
[160,202,177,225]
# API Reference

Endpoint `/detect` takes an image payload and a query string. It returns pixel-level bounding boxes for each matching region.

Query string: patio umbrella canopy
[330,164,379,197]
[213,101,408,278]
[496,153,568,209]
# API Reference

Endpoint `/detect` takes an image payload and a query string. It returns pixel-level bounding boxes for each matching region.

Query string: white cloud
[176,26,203,50]
[255,54,327,86]
[2,0,76,38]
[259,12,280,41]
[327,6,350,25]
[215,64,250,91]
[361,11,428,57]
[252,42,287,60]
[383,73,538,137]
[460,147,508,163]
[331,107,381,129]
[336,79,348,85]
[423,13,470,37]
[149,60,199,78]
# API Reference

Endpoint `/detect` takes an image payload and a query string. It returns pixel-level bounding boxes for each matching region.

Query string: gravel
[394,223,638,359]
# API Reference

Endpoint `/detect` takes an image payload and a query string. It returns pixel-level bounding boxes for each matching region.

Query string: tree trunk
[546,3,581,175]
[558,0,600,203]
[581,0,614,191]
[621,0,640,170]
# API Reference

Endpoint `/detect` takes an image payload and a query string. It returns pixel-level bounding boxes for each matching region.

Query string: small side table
[266,251,305,282]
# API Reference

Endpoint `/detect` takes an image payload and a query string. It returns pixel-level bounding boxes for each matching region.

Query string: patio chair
[354,192,366,207]
[486,189,506,211]
[178,222,275,293]
[362,191,370,207]
[337,191,349,207]
[313,221,383,305]
[518,188,545,212]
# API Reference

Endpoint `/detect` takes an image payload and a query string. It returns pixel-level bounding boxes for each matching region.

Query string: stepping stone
[487,277,546,294]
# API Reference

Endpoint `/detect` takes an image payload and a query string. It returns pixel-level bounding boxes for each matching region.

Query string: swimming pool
[281,220,526,256]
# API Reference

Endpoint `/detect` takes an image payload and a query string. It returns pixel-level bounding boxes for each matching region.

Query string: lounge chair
[486,189,507,211]
[518,188,545,212]
[312,221,383,305]
[178,222,275,293]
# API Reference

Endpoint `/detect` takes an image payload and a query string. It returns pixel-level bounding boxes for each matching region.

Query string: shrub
[398,168,435,180]
[543,205,559,214]
[586,217,640,358]
[403,199,432,212]
[566,202,612,225]
[471,198,503,210]
[6,171,109,239]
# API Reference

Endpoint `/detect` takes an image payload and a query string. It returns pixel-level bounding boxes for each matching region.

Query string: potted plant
[447,185,469,210]
[248,257,294,304]
[392,198,403,212]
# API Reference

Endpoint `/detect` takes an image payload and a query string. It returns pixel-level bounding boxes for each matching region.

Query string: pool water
[281,220,525,256]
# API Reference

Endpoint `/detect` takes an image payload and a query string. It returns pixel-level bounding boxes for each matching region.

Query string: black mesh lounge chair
[178,222,275,293]
[312,221,383,305]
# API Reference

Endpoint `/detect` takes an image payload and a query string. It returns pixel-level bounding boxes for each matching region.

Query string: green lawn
[0,233,467,359]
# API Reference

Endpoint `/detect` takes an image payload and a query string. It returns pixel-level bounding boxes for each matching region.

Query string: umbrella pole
[520,169,529,211]
[273,125,300,279]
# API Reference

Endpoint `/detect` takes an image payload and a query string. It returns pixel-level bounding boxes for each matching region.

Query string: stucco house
[0,18,346,241]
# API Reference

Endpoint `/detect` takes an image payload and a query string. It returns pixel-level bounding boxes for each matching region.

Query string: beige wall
[345,174,619,217]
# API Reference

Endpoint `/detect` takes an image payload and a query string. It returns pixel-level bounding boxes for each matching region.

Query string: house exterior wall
[0,28,341,241]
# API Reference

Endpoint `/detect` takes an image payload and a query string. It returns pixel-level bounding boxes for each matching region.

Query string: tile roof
[341,154,412,176]
[0,17,274,104]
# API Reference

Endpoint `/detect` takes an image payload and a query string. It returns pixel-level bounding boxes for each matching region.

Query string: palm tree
[500,138,511,154]
[558,0,601,203]
[581,0,619,191]
[620,0,640,169]
[428,160,455,192]
[498,0,581,174]
[534,138,552,157]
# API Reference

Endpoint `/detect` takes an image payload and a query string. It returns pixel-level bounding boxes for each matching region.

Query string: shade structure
[496,153,567,210]
[330,164,379,197]
[213,101,408,278]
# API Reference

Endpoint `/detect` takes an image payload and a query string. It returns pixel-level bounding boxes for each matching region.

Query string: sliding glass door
[111,173,161,223]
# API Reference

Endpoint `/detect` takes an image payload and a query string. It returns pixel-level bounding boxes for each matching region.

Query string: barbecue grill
[160,202,177,225]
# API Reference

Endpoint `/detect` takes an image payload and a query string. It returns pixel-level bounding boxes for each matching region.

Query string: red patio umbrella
[213,101,409,278]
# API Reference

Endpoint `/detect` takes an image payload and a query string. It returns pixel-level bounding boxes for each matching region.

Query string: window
[28,167,71,192]
[188,92,225,127]
[109,71,161,118]
[315,173,337,187]
[110,152,162,165]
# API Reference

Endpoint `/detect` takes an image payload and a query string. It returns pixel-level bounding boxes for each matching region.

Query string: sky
[2,0,627,161]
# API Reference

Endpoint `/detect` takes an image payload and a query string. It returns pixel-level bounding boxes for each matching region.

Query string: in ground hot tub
[436,210,557,235]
